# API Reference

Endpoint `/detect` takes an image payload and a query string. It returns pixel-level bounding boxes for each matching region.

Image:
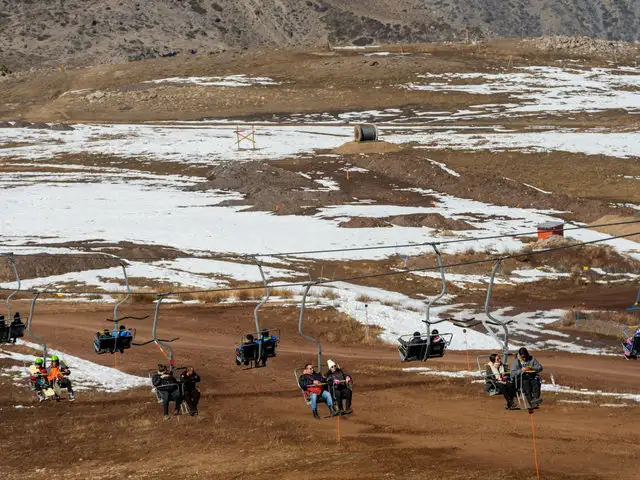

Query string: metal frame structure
[299,282,323,374]
[628,288,640,312]
[25,292,46,366]
[1,253,25,344]
[134,293,178,372]
[99,260,148,354]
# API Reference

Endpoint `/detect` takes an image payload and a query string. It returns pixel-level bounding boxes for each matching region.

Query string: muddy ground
[1,300,639,480]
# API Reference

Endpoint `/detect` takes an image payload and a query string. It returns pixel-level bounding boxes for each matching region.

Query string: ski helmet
[34,358,43,365]
[50,355,59,362]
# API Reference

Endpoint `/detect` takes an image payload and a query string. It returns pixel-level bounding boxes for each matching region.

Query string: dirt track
[2,300,639,480]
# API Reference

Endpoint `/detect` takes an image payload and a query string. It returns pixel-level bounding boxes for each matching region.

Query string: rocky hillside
[1,0,638,69]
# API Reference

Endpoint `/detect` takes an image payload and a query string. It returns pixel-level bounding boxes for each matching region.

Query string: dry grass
[521,238,640,273]
[356,294,374,303]
[319,288,340,300]
[305,308,383,346]
[273,288,294,299]
[555,309,638,337]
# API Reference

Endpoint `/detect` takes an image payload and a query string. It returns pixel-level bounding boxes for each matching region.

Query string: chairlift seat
[259,336,278,357]
[114,333,134,352]
[0,325,9,344]
[94,336,116,354]
[623,336,640,360]
[8,323,25,341]
[398,333,453,362]
[235,342,259,367]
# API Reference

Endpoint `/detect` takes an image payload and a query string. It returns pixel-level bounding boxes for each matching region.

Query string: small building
[537,221,564,240]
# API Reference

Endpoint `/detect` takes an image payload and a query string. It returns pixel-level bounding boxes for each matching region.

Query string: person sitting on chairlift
[117,325,132,338]
[48,355,75,401]
[256,329,277,367]
[325,359,353,415]
[299,363,335,420]
[179,366,201,416]
[623,327,640,358]
[152,364,183,420]
[510,347,543,409]
[236,334,256,366]
[9,312,24,343]
[486,354,517,410]
[29,357,50,402]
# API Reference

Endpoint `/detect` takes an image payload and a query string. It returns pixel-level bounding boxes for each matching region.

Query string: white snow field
[0,340,149,392]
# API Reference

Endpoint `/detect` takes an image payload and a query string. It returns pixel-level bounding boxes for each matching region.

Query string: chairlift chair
[622,325,640,360]
[235,329,281,369]
[235,257,279,369]
[1,254,26,344]
[94,260,148,354]
[397,244,454,362]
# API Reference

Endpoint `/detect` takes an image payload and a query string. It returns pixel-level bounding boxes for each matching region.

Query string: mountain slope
[0,0,638,69]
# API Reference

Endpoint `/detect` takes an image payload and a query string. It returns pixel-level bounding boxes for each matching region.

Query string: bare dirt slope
[2,300,640,479]
[1,0,640,70]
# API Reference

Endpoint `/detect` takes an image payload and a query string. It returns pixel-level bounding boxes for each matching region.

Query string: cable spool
[354,124,378,142]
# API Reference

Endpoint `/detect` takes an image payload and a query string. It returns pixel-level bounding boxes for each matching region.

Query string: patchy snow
[403,366,640,403]
[426,158,460,177]
[406,130,640,159]
[0,124,348,164]
[0,340,149,392]
[402,66,640,115]
[402,366,479,378]
[144,75,280,87]
[522,183,552,194]
[313,178,341,191]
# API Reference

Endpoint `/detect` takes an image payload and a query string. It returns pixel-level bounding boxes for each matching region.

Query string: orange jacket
[48,367,63,382]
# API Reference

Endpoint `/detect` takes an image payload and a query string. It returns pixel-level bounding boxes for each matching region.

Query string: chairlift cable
[0,231,637,296]
[1,219,639,262]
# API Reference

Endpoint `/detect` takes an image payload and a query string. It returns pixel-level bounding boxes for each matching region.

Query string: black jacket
[152,372,180,392]
[299,372,327,391]
[326,368,351,389]
[180,371,201,392]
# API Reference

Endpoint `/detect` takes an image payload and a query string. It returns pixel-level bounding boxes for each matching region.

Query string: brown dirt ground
[1,300,640,480]
[1,41,638,124]
[590,215,640,243]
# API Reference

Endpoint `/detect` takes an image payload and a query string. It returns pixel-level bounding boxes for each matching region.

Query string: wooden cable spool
[353,124,378,142]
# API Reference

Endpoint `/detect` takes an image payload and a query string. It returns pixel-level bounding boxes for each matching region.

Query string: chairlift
[622,325,640,360]
[134,293,179,370]
[627,288,640,312]
[398,244,453,362]
[0,254,26,344]
[234,257,280,369]
[457,260,541,410]
[94,260,148,355]
[134,293,185,407]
